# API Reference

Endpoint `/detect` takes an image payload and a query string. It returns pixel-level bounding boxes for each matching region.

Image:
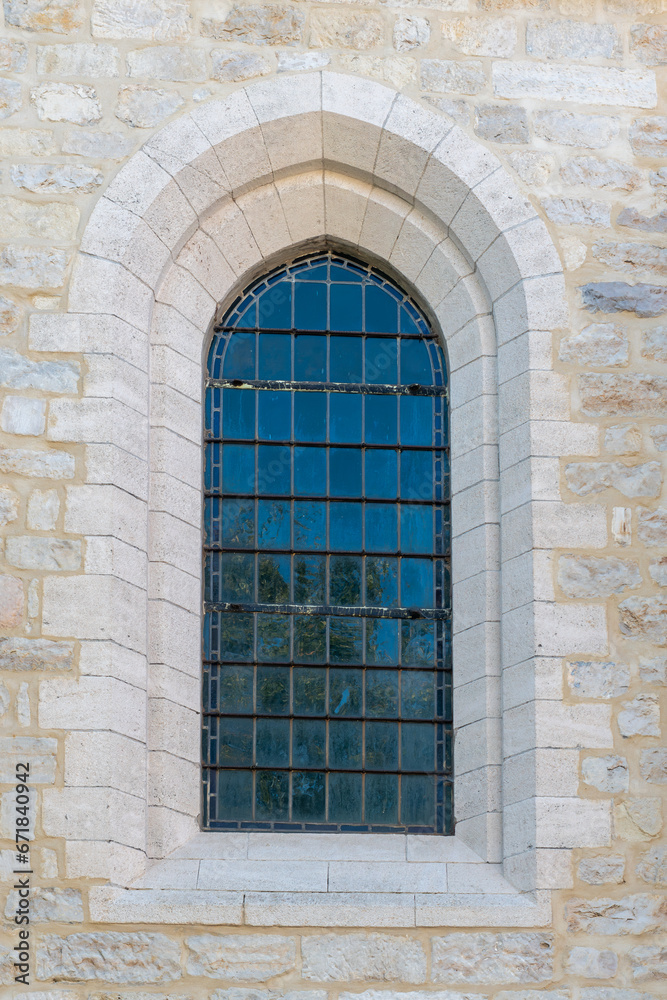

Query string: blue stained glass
[257,282,292,329]
[401,558,432,607]
[294,334,326,381]
[258,390,291,440]
[365,284,399,333]
[294,446,326,496]
[365,504,397,552]
[223,388,255,439]
[295,282,327,330]
[330,283,362,332]
[259,334,291,380]
[223,331,255,377]
[365,395,397,444]
[257,445,290,495]
[330,448,362,497]
[365,337,398,384]
[330,394,362,443]
[330,336,362,383]
[365,450,398,499]
[223,444,255,494]
[204,252,450,834]
[294,392,326,442]
[400,395,432,446]
[401,505,432,554]
[330,502,362,551]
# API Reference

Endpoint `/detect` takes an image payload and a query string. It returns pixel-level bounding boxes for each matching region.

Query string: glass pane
[258,390,290,440]
[257,445,290,495]
[256,718,289,767]
[330,668,362,716]
[293,667,326,716]
[294,501,326,550]
[294,615,326,663]
[294,333,326,380]
[365,556,398,607]
[401,505,432,554]
[294,392,326,442]
[214,552,254,603]
[294,446,326,496]
[401,450,432,501]
[401,774,435,827]
[330,502,362,551]
[330,448,362,497]
[217,664,253,714]
[257,282,292,329]
[329,556,362,606]
[365,450,397,499]
[223,444,254,494]
[291,771,326,822]
[222,388,254,439]
[400,339,433,385]
[366,670,398,718]
[365,284,399,333]
[365,504,397,553]
[292,719,326,768]
[401,558,432,608]
[366,619,399,666]
[294,282,327,331]
[401,669,435,718]
[256,770,288,820]
[216,770,253,820]
[365,721,398,770]
[257,666,290,713]
[294,555,326,604]
[218,717,253,766]
[219,613,254,661]
[220,499,254,548]
[400,395,432,446]
[365,773,398,825]
[222,331,255,378]
[365,395,397,445]
[257,614,290,662]
[401,621,435,667]
[330,283,362,332]
[330,393,362,443]
[258,554,290,603]
[330,336,362,382]
[329,617,362,664]
[401,722,434,771]
[365,337,398,384]
[328,772,362,823]
[257,499,290,549]
[329,720,362,769]
[259,333,291,380]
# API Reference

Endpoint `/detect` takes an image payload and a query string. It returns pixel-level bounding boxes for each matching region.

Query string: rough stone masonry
[0,0,666,996]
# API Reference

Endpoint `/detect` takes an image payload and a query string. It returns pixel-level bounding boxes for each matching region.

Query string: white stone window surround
[35,72,615,928]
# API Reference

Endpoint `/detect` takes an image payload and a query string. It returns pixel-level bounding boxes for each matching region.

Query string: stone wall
[1,0,666,997]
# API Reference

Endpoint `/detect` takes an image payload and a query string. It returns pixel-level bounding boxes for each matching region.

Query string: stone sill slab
[88,834,552,927]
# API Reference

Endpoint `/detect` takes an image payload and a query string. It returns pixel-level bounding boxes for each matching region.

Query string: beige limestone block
[0,576,23,628]
[0,196,79,240]
[593,242,667,278]
[0,295,22,335]
[0,637,74,670]
[508,151,553,186]
[605,425,641,455]
[393,15,429,51]
[559,324,628,367]
[565,461,661,498]
[115,85,184,127]
[431,934,554,984]
[27,489,59,529]
[581,755,629,793]
[636,845,667,886]
[527,19,621,60]
[558,556,640,598]
[310,11,385,50]
[0,446,75,478]
[1,396,46,435]
[631,24,667,66]
[92,0,191,40]
[211,51,273,83]
[565,892,667,933]
[0,128,56,156]
[11,163,103,194]
[4,0,83,33]
[641,327,667,361]
[535,110,620,147]
[615,798,662,841]
[36,42,120,76]
[567,661,630,699]
[31,83,101,124]
[565,948,618,979]
[36,932,182,983]
[0,486,19,525]
[578,855,625,885]
[0,39,28,71]
[186,935,297,981]
[126,46,207,81]
[542,197,610,227]
[619,598,667,645]
[420,59,485,94]
[0,79,22,119]
[62,129,134,158]
[302,934,426,983]
[442,16,516,56]
[560,156,641,191]
[629,116,667,156]
[640,747,667,784]
[202,5,305,45]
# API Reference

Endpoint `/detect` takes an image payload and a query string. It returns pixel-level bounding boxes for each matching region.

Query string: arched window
[202,251,451,835]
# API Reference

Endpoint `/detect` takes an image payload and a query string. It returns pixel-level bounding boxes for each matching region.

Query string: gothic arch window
[202,251,452,835]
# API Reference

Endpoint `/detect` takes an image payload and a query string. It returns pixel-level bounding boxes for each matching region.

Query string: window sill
[88,833,551,927]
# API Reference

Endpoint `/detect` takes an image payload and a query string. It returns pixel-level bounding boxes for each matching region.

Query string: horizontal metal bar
[207,378,447,397]
[204,601,450,619]
[203,765,451,776]
[204,493,450,508]
[204,439,450,454]
[213,326,438,341]
[205,821,450,834]
[203,659,450,671]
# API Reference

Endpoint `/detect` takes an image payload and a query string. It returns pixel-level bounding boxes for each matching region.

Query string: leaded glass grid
[203,251,452,834]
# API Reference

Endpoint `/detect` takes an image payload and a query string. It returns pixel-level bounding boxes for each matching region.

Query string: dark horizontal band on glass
[204,439,450,453]
[204,494,450,510]
[205,767,449,777]
[205,821,450,834]
[214,326,439,341]
[207,378,448,397]
[204,601,450,620]
[203,659,448,671]
[204,710,451,723]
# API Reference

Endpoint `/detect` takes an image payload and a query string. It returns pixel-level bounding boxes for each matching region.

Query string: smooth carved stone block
[37,932,182,983]
[302,933,427,983]
[431,933,554,984]
[186,935,297,981]
[565,894,667,934]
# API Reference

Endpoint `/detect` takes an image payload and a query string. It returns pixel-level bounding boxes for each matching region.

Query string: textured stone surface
[628,945,667,982]
[493,63,655,109]
[0,129,57,156]
[0,447,75,479]
[593,241,667,277]
[579,375,667,416]
[6,537,81,571]
[614,798,662,841]
[62,129,134,158]
[303,934,426,983]
[560,156,640,191]
[211,51,272,83]
[115,85,184,127]
[605,425,641,455]
[421,60,485,94]
[2,396,46,436]
[36,42,119,76]
[0,196,79,241]
[617,208,667,234]
[558,556,640,597]
[0,348,79,392]
[0,79,22,120]
[638,507,667,546]
[565,461,661,498]
[640,748,667,784]
[31,83,101,124]
[393,16,429,52]
[636,846,667,886]
[650,167,667,187]
[642,327,667,360]
[474,105,529,143]
[0,295,21,336]
[202,5,305,45]
[92,0,191,39]
[640,657,667,684]
[0,575,23,629]
[27,489,59,530]
[617,693,661,737]
[542,197,610,227]
[581,755,629,793]
[310,12,384,50]
[431,934,553,984]
[631,25,667,65]
[442,16,516,56]
[4,0,83,32]
[581,282,667,317]
[127,46,207,81]
[0,637,74,670]
[619,599,667,646]
[527,20,621,60]
[509,150,552,184]
[649,557,667,584]
[36,933,181,982]
[11,163,103,194]
[187,936,297,981]
[0,486,19,525]
[0,39,28,71]
[534,110,619,147]
[559,324,628,366]
[568,661,630,699]
[578,856,625,885]
[565,894,667,934]
[5,887,83,923]
[629,116,667,156]
[565,948,618,979]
